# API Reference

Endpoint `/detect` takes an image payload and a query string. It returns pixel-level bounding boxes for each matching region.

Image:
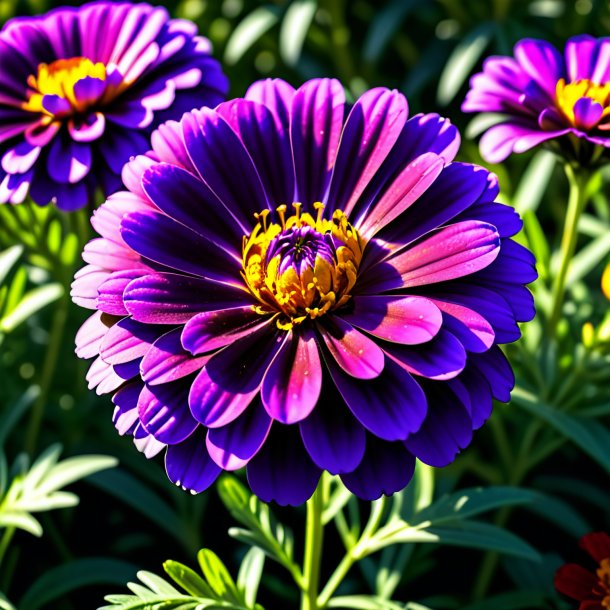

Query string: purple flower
[72,78,536,506]
[463,36,610,164]
[0,1,228,211]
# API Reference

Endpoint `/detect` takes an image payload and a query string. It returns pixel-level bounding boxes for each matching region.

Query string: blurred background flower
[0,0,227,210]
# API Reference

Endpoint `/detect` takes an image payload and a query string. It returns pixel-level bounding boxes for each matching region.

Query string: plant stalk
[301,481,325,610]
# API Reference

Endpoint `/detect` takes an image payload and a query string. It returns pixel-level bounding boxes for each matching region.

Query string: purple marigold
[463,36,610,164]
[0,1,227,211]
[72,78,536,506]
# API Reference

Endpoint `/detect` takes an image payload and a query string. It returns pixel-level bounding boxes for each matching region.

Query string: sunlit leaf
[224,6,280,65]
[279,0,317,66]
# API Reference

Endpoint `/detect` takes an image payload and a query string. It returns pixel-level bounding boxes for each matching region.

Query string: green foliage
[100,549,264,610]
[0,444,117,538]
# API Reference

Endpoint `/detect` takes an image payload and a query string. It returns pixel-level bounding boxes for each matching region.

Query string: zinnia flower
[72,78,536,506]
[555,532,610,609]
[0,1,227,210]
[463,36,610,164]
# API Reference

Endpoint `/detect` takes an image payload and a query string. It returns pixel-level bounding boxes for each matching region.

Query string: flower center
[597,558,610,607]
[242,202,364,330]
[22,57,117,117]
[555,78,610,131]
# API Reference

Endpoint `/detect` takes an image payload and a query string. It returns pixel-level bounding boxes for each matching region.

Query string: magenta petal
[75,311,109,359]
[189,325,286,428]
[340,437,416,501]
[573,97,603,131]
[182,306,271,355]
[99,318,161,365]
[112,382,141,436]
[300,394,366,474]
[338,295,442,345]
[318,317,384,379]
[261,327,322,424]
[514,39,564,96]
[244,78,295,128]
[165,429,221,493]
[138,381,198,444]
[96,269,142,316]
[327,355,427,441]
[206,401,272,470]
[328,88,408,216]
[390,220,501,287]
[246,425,322,506]
[291,78,345,203]
[141,327,210,386]
[356,153,444,237]
[124,272,252,324]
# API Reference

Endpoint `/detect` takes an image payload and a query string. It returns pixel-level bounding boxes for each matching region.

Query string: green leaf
[414,486,537,526]
[0,510,42,537]
[0,386,40,448]
[568,232,610,283]
[511,150,557,214]
[327,596,415,609]
[463,590,549,610]
[237,547,265,608]
[19,558,137,610]
[512,388,610,474]
[279,0,317,67]
[0,282,63,332]
[523,492,589,537]
[197,550,243,604]
[362,0,419,63]
[0,246,23,286]
[464,113,507,139]
[437,23,494,106]
[523,211,550,281]
[224,6,281,65]
[0,592,16,610]
[164,560,215,598]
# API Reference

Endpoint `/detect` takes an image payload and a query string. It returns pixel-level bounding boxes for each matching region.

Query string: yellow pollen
[555,78,610,129]
[242,203,365,331]
[22,57,113,116]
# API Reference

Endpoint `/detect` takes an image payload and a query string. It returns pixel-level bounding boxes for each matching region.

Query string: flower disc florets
[243,203,363,329]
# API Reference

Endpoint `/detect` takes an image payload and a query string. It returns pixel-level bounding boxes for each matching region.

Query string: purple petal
[141,162,243,256]
[327,355,427,441]
[73,76,106,107]
[68,112,106,142]
[565,35,604,81]
[112,383,142,436]
[341,436,416,501]
[181,108,268,232]
[217,99,295,205]
[328,88,408,216]
[141,327,210,386]
[86,355,124,395]
[247,425,322,506]
[318,316,385,379]
[1,141,40,174]
[138,381,198,444]
[514,39,565,96]
[182,306,271,355]
[291,78,345,203]
[75,311,110,359]
[165,429,221,493]
[261,327,322,424]
[124,273,252,325]
[384,328,467,381]
[245,78,295,128]
[300,390,366,474]
[338,295,442,345]
[189,324,285,428]
[405,380,473,467]
[457,364,493,430]
[99,317,162,365]
[120,210,241,282]
[206,401,272,470]
[468,346,514,402]
[47,137,92,184]
[573,97,603,131]
[97,269,142,316]
[41,94,72,116]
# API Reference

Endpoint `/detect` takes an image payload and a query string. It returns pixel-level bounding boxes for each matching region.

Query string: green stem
[301,481,325,610]
[24,291,69,455]
[548,164,590,337]
[0,526,15,572]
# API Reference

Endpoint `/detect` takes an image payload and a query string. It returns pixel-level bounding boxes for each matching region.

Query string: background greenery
[2,0,610,609]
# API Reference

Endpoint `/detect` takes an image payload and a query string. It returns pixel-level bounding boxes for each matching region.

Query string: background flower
[463,35,610,164]
[555,532,610,610]
[0,1,227,211]
[72,78,536,506]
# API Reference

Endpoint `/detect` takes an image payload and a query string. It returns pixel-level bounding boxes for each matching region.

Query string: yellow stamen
[555,78,610,128]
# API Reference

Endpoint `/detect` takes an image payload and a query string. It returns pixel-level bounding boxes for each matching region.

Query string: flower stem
[301,481,325,610]
[0,527,15,572]
[547,164,590,337]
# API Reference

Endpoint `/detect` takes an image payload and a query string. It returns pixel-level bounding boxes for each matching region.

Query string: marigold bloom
[72,79,536,505]
[0,1,227,210]
[463,36,610,164]
[555,532,610,610]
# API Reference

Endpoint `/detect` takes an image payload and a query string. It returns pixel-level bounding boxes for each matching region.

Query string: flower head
[0,1,227,210]
[72,78,536,505]
[555,532,610,609]
[463,36,610,164]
